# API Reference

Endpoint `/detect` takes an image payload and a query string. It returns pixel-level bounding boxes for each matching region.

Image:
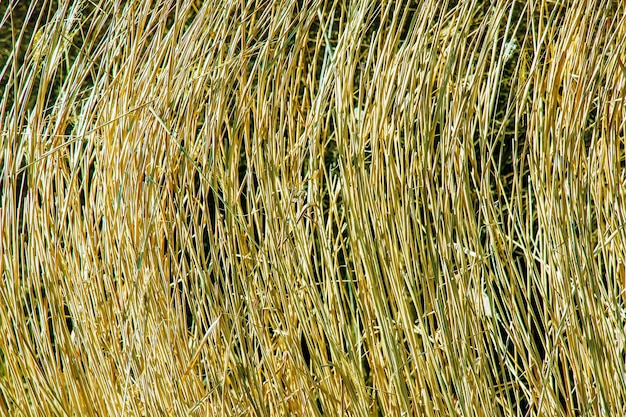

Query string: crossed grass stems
[1,0,626,415]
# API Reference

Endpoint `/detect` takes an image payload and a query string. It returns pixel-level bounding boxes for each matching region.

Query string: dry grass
[1,0,626,415]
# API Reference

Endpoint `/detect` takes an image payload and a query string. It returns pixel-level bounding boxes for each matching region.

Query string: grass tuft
[1,0,626,415]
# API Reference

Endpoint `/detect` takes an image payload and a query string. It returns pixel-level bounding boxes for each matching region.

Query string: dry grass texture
[1,0,626,415]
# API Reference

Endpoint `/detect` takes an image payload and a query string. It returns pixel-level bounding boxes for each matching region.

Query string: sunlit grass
[1,0,625,415]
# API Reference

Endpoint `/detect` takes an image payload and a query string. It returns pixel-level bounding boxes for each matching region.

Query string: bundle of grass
[1,0,625,415]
